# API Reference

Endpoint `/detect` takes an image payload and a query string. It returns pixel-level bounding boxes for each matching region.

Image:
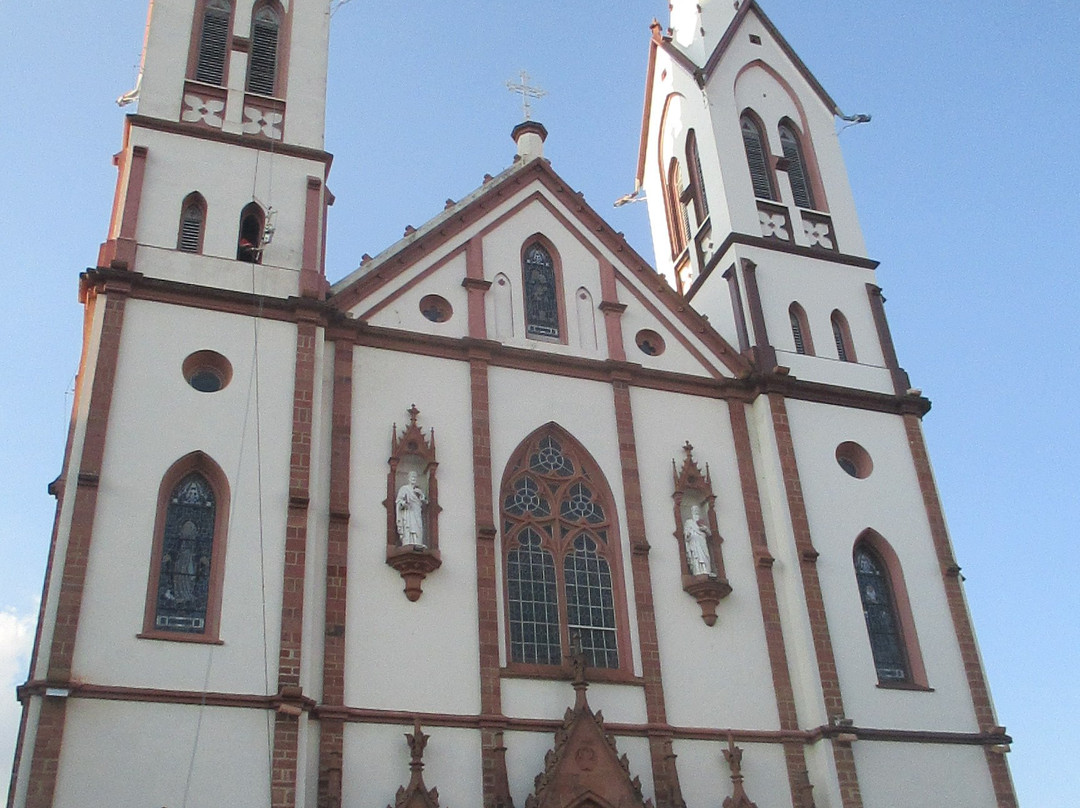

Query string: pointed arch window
[142,454,230,642]
[237,202,265,263]
[246,4,281,96]
[178,193,207,254]
[501,427,630,672]
[522,240,562,341]
[194,0,232,85]
[831,309,856,362]
[685,129,709,223]
[779,121,815,210]
[666,158,691,257]
[740,113,776,201]
[788,302,813,356]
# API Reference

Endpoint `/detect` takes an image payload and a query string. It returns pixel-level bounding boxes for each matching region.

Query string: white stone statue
[683,504,713,576]
[395,470,428,546]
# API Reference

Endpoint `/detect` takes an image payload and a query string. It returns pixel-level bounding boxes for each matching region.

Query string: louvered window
[789,306,806,354]
[178,196,205,253]
[854,545,909,682]
[686,130,709,220]
[195,0,231,85]
[740,115,776,201]
[667,159,690,256]
[831,310,854,362]
[779,123,815,209]
[247,7,280,96]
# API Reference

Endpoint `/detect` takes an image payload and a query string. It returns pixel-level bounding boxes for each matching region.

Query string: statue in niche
[396,470,428,546]
[683,504,714,576]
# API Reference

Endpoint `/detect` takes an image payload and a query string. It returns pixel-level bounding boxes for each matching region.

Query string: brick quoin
[768,394,863,808]
[728,403,811,808]
[902,415,1018,808]
[25,289,128,808]
[611,380,682,808]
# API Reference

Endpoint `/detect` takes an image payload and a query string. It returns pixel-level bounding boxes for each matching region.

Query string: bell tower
[97,0,332,299]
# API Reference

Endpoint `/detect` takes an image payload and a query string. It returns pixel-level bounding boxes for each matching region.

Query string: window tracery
[501,426,627,671]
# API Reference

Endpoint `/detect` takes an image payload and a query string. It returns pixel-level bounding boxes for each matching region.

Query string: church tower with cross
[8,1,1016,808]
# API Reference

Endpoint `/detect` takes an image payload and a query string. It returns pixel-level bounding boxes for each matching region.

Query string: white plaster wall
[631,388,780,731]
[131,126,323,275]
[617,282,726,378]
[501,680,648,726]
[674,740,791,808]
[346,348,480,715]
[281,0,330,149]
[53,700,274,808]
[487,367,642,679]
[137,0,196,123]
[783,400,979,732]
[342,724,483,808]
[362,250,470,339]
[853,741,998,808]
[72,299,296,694]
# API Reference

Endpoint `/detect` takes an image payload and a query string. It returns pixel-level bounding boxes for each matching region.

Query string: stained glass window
[854,545,909,682]
[522,243,561,340]
[155,473,216,633]
[502,428,623,670]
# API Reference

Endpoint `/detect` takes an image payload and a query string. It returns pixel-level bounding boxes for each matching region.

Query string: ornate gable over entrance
[525,650,654,808]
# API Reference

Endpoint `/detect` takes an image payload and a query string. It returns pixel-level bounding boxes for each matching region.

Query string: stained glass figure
[155,473,215,633]
[854,545,909,682]
[523,243,560,340]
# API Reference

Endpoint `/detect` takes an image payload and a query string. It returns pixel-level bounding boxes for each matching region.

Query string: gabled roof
[636,0,841,187]
[328,146,750,378]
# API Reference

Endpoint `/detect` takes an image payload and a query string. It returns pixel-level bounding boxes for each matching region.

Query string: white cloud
[0,607,35,778]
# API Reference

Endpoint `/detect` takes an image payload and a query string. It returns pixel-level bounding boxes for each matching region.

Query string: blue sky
[0,1,1076,804]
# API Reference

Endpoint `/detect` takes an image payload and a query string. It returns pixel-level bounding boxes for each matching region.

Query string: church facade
[8,2,1017,808]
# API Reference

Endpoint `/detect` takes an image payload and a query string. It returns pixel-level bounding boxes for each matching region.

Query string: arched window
[193,0,232,85]
[740,113,776,201]
[831,309,856,362]
[778,121,814,209]
[522,240,562,341]
[177,193,207,253]
[666,158,691,257]
[143,453,230,641]
[237,202,265,263]
[788,302,813,355]
[246,4,281,96]
[501,426,629,671]
[685,129,709,223]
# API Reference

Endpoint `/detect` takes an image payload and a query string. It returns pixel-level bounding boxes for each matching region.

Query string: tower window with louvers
[246,7,280,96]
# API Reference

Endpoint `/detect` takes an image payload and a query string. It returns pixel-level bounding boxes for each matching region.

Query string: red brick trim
[318,337,354,808]
[727,403,809,807]
[865,284,908,396]
[186,0,234,85]
[769,394,863,808]
[609,380,682,807]
[300,176,326,298]
[464,238,489,340]
[740,259,769,348]
[722,264,750,353]
[98,145,148,270]
[356,245,466,322]
[127,114,333,164]
[902,415,1018,808]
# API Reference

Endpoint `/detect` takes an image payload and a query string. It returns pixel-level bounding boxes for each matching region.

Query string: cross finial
[506,70,547,121]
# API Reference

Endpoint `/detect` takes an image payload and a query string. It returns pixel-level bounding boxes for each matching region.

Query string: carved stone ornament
[387,719,441,808]
[672,442,731,626]
[524,642,655,808]
[385,406,442,601]
[722,739,759,808]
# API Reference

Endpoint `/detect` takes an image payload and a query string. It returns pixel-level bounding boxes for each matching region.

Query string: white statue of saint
[395,470,428,546]
[683,504,713,576]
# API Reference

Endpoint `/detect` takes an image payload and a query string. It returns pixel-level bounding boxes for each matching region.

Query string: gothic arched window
[178,192,207,253]
[193,0,232,86]
[788,302,813,355]
[246,4,281,96]
[522,240,562,341]
[666,158,691,258]
[685,129,709,223]
[501,426,629,671]
[854,542,909,682]
[740,113,776,201]
[779,121,815,210]
[831,309,856,362]
[237,202,265,263]
[143,454,230,641]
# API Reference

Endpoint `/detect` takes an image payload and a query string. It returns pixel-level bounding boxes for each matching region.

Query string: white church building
[7,1,1017,807]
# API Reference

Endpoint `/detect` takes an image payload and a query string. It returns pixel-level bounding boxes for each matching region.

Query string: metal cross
[505,70,547,121]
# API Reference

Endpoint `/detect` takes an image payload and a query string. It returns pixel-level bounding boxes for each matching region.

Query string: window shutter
[741,116,775,201]
[832,315,849,361]
[688,133,709,218]
[179,204,203,253]
[779,124,815,209]
[790,310,806,354]
[247,9,280,96]
[195,2,230,85]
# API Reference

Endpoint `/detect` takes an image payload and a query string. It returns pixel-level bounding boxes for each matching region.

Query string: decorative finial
[406,718,429,772]
[683,440,694,457]
[569,632,589,709]
[506,70,547,121]
[408,404,420,426]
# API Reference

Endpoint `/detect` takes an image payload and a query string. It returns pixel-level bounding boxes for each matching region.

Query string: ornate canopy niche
[524,648,654,808]
[385,405,442,601]
[672,442,731,626]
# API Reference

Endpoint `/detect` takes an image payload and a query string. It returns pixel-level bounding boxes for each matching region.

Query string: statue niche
[672,442,731,626]
[385,405,442,601]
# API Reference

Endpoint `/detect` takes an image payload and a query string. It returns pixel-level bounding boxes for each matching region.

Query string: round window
[183,351,233,393]
[419,294,453,323]
[835,441,873,479]
[635,329,666,357]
